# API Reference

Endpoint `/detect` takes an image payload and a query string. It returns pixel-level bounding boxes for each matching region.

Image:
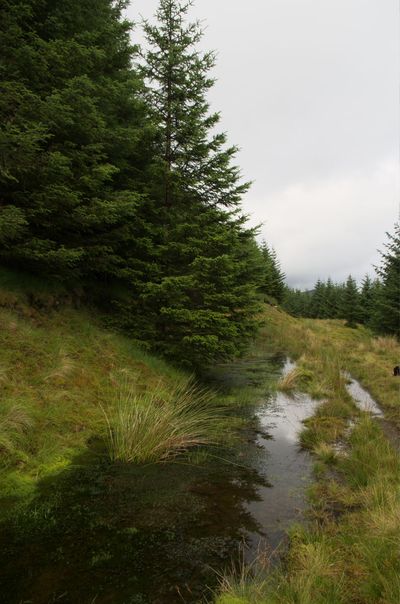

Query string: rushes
[103,378,222,464]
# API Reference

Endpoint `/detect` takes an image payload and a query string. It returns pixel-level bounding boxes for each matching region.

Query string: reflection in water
[345,375,383,416]
[245,385,318,553]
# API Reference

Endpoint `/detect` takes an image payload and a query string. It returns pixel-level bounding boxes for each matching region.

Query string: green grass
[215,306,400,604]
[0,277,196,509]
[102,377,224,463]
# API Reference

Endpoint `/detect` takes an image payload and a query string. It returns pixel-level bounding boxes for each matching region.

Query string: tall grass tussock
[102,377,223,464]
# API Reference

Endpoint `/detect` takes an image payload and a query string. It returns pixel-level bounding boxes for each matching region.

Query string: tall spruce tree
[259,242,286,303]
[373,223,400,337]
[341,275,361,328]
[134,0,262,367]
[141,0,249,208]
[360,274,378,326]
[310,280,326,318]
[0,0,150,284]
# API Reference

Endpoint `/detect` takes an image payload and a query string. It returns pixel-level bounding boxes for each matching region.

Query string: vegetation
[1,0,399,601]
[0,272,196,503]
[259,242,286,303]
[216,306,400,604]
[283,221,399,338]
[0,0,272,369]
[102,378,222,464]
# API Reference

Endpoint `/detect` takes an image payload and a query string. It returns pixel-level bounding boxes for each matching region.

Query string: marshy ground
[0,281,399,603]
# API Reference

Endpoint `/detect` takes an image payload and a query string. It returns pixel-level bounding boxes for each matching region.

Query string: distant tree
[310,280,326,318]
[372,223,400,337]
[259,242,286,302]
[324,278,340,318]
[282,287,312,317]
[341,275,362,328]
[360,274,379,326]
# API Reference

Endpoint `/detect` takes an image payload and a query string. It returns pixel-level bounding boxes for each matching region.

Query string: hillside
[0,270,192,509]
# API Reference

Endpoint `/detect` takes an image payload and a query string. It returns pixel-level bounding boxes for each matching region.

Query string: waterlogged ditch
[0,355,318,604]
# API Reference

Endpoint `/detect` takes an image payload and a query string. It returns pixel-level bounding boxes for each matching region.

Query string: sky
[126,0,400,289]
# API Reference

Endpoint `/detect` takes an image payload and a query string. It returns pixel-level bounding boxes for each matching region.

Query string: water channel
[0,355,319,604]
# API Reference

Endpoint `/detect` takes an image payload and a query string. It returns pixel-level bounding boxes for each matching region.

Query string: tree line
[0,0,284,368]
[283,222,400,338]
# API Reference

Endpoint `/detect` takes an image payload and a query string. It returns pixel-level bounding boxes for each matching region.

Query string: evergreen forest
[0,0,287,369]
[0,1,399,603]
[283,223,400,337]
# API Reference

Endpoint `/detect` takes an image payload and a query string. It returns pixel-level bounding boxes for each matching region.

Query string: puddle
[345,375,383,417]
[0,356,318,603]
[245,385,318,553]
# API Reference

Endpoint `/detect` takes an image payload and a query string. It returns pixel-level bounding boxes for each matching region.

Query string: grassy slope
[0,273,188,509]
[217,306,400,604]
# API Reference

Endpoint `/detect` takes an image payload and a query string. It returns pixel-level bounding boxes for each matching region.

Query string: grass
[0,277,209,511]
[0,403,34,461]
[102,377,223,463]
[215,306,400,604]
[0,272,253,519]
[277,366,312,394]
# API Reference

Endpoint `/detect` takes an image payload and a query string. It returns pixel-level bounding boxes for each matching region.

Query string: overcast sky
[127,0,400,289]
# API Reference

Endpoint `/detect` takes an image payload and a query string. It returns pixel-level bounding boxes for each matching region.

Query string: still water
[0,356,317,604]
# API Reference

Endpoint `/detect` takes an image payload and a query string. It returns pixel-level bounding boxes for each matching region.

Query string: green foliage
[0,0,281,369]
[0,0,151,282]
[259,241,285,302]
[283,221,399,340]
[373,223,400,338]
[341,275,362,328]
[141,0,250,208]
[126,0,264,367]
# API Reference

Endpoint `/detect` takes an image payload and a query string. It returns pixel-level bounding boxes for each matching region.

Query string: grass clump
[0,403,34,462]
[277,366,312,394]
[103,378,223,464]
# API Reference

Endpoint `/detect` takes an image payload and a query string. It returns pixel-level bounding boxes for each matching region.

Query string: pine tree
[341,275,361,328]
[282,287,312,317]
[310,280,326,318]
[360,274,376,326]
[373,223,400,337]
[141,0,249,209]
[259,242,286,303]
[0,0,150,284]
[134,0,262,367]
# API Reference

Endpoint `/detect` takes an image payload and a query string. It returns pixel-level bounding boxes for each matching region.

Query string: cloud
[245,159,399,288]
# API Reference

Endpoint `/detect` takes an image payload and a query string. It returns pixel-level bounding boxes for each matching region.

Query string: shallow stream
[0,355,318,604]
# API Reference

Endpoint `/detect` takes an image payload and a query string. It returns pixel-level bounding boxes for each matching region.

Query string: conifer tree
[341,275,361,328]
[259,242,286,302]
[133,0,261,367]
[0,0,150,284]
[141,0,249,208]
[360,275,376,326]
[282,287,312,317]
[373,223,400,337]
[310,280,326,318]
